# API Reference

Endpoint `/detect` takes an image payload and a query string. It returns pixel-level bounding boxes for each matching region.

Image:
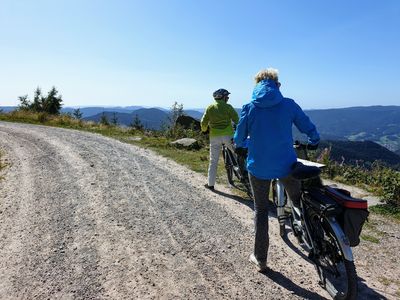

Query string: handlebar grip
[293,141,319,150]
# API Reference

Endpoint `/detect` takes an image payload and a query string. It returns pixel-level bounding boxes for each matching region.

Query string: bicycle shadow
[212,188,254,210]
[261,268,329,300]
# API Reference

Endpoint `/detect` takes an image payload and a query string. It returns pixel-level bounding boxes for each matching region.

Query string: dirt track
[0,122,393,299]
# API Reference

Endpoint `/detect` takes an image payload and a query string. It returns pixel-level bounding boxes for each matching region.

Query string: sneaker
[204,184,214,191]
[249,254,267,272]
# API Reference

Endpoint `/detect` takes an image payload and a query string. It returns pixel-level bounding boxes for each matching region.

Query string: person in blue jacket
[234,68,320,272]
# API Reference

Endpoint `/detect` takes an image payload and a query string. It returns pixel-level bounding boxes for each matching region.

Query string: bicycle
[222,143,253,198]
[272,142,368,300]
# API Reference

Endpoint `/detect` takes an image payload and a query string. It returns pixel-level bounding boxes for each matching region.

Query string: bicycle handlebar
[293,140,318,151]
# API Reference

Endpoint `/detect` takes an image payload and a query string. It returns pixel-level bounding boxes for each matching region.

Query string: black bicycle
[222,144,253,198]
[272,142,369,300]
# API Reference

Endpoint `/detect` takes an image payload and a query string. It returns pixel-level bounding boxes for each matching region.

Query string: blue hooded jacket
[234,79,320,179]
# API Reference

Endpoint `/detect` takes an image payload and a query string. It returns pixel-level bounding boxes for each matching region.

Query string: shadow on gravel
[212,189,254,210]
[281,234,310,262]
[263,268,329,300]
[357,277,389,300]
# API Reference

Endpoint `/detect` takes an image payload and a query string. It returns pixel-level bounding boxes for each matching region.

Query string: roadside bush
[323,160,400,208]
[37,112,48,123]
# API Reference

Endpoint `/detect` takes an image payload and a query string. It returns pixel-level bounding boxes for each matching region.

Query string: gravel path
[0,122,395,299]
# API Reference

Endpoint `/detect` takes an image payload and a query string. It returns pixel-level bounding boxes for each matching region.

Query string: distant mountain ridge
[294,105,400,152]
[82,108,204,129]
[83,108,170,129]
[2,105,400,151]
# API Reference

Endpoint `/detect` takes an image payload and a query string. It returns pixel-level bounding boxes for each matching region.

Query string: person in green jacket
[201,89,239,190]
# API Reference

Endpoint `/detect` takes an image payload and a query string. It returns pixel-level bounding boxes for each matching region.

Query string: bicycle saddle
[291,161,321,180]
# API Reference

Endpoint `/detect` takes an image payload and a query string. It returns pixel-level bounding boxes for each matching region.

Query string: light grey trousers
[208,135,234,186]
[249,173,301,262]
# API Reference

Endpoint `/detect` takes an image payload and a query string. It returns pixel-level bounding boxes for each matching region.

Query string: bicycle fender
[326,217,354,261]
[276,181,286,207]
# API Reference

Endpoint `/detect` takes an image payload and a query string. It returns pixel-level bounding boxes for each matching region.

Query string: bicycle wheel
[222,148,234,185]
[243,176,253,199]
[315,220,358,300]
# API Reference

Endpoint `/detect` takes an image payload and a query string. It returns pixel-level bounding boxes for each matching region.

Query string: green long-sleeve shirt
[201,100,239,137]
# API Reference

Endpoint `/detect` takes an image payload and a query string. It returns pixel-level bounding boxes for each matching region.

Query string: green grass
[370,204,400,222]
[360,234,380,244]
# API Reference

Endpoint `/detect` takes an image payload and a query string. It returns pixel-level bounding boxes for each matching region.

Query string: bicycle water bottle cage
[291,162,321,180]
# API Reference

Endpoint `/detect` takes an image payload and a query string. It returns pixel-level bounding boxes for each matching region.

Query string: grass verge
[360,234,380,244]
[369,204,400,222]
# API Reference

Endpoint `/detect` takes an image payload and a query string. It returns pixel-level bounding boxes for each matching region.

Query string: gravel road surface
[0,122,393,299]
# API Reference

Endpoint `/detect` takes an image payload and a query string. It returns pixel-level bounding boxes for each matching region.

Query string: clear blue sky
[1,0,399,109]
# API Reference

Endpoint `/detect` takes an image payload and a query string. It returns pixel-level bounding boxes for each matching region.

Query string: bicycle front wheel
[316,219,358,300]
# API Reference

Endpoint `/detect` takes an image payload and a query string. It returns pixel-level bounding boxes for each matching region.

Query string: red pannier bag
[324,186,369,247]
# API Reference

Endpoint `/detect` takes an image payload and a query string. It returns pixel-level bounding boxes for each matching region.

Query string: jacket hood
[251,79,283,108]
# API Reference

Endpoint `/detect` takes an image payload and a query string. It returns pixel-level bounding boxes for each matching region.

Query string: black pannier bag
[324,186,369,247]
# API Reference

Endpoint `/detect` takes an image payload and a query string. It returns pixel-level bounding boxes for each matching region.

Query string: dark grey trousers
[249,173,301,262]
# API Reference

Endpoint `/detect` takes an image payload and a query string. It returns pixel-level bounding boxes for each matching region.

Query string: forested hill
[317,140,400,170]
[303,106,400,151]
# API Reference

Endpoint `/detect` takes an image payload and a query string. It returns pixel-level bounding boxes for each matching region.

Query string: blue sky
[1,0,399,109]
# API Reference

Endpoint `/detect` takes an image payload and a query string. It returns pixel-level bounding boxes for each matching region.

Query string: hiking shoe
[204,184,214,191]
[249,254,267,272]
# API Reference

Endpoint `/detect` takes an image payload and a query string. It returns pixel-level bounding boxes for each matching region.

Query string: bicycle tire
[223,148,234,185]
[279,223,286,237]
[243,178,253,199]
[316,221,358,300]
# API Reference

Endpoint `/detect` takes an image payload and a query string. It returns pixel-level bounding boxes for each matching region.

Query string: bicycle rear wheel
[315,220,358,300]
[222,148,234,185]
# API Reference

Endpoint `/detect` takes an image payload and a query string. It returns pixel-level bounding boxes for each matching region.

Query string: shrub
[322,160,400,208]
[18,87,63,115]
[37,112,48,123]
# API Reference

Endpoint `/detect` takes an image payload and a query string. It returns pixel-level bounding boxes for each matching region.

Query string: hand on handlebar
[235,147,248,157]
[293,140,319,150]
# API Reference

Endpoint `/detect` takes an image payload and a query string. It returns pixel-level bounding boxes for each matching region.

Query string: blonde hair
[254,68,279,84]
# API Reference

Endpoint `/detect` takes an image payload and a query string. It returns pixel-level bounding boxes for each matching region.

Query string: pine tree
[43,86,63,114]
[100,112,109,126]
[73,108,83,120]
[17,86,63,114]
[130,114,144,130]
[31,87,43,112]
[18,95,30,110]
[111,112,118,126]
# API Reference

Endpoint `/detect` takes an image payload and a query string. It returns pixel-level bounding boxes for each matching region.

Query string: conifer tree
[73,108,83,120]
